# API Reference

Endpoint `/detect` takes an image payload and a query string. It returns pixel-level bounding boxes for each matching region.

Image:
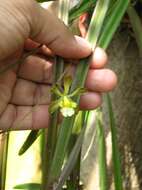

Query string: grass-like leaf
[127,4,142,55]
[14,183,40,190]
[18,130,42,156]
[96,113,108,190]
[106,94,123,190]
[69,0,96,23]
[58,0,70,25]
[98,0,130,49]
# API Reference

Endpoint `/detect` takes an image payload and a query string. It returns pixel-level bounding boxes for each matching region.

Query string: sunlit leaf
[106,94,123,190]
[69,0,96,23]
[127,4,142,55]
[96,112,108,190]
[18,130,42,156]
[14,183,40,190]
[98,0,130,49]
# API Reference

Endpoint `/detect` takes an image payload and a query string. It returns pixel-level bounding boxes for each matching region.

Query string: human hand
[0,0,117,131]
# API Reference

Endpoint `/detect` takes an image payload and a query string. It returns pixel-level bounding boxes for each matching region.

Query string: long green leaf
[18,130,42,156]
[106,94,123,190]
[69,0,96,23]
[14,183,40,190]
[98,0,130,49]
[96,111,108,190]
[127,5,142,55]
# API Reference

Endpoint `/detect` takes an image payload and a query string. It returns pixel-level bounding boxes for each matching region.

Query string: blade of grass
[14,183,40,190]
[69,0,96,23]
[58,0,70,25]
[49,0,110,185]
[127,4,142,56]
[98,0,130,49]
[96,111,108,190]
[106,94,123,190]
[18,130,42,156]
[96,1,129,184]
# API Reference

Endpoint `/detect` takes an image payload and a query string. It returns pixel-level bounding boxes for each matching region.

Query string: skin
[0,0,117,131]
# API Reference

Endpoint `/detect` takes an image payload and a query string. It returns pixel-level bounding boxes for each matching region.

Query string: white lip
[60,107,75,117]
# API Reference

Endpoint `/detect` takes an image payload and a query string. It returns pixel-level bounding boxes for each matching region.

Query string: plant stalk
[0,133,9,190]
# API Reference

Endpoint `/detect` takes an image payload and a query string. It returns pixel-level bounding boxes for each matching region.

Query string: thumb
[30,2,91,58]
[0,0,91,60]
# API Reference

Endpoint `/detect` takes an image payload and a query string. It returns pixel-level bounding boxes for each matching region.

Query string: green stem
[42,58,64,189]
[0,133,9,190]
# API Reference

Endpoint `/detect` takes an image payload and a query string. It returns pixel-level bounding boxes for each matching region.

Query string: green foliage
[69,0,96,23]
[96,113,108,190]
[98,0,130,49]
[106,94,123,190]
[14,183,40,190]
[18,130,42,156]
[127,4,142,55]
